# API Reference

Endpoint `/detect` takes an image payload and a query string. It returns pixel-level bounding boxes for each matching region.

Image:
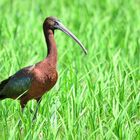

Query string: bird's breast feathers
[32,68,58,85]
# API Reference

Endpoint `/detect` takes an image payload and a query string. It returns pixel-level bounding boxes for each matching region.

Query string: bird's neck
[44,29,57,68]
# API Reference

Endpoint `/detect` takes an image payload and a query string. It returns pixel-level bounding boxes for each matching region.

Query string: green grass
[0,0,140,139]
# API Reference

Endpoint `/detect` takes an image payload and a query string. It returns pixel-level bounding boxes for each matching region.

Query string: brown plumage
[0,16,87,108]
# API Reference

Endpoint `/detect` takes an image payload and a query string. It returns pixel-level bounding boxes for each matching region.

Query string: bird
[0,16,87,110]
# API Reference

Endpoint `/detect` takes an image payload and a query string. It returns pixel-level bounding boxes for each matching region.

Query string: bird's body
[0,17,87,108]
[0,58,58,108]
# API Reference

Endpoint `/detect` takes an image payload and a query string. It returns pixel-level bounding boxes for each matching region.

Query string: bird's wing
[0,66,34,98]
[0,76,12,91]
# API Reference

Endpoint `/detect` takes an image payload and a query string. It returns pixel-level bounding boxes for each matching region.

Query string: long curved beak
[55,21,87,54]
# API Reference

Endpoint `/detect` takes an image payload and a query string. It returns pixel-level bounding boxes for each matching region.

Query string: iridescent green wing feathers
[0,66,33,98]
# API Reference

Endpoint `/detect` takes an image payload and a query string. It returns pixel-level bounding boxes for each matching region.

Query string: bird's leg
[32,97,42,121]
[20,95,29,109]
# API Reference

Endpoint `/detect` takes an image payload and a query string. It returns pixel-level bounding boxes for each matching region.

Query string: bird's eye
[55,21,59,26]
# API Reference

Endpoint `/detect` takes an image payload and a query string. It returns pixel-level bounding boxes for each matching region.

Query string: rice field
[0,0,140,139]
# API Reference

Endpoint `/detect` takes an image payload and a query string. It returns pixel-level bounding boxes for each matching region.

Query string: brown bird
[0,17,87,109]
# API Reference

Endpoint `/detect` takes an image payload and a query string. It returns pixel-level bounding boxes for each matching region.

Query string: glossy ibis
[0,16,87,110]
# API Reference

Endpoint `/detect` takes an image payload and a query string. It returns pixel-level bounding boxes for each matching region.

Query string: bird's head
[43,16,87,54]
[43,17,60,30]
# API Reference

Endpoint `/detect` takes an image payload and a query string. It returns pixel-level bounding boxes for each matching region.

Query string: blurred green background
[0,0,140,139]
